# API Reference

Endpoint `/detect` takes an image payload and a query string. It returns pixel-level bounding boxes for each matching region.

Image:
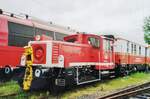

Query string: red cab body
[30,34,115,70]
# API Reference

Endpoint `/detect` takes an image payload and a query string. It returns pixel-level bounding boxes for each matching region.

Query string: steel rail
[98,82,150,99]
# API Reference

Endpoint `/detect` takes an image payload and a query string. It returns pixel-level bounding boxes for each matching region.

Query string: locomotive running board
[76,66,101,85]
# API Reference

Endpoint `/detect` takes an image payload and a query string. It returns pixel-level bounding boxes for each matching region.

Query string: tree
[143,16,150,44]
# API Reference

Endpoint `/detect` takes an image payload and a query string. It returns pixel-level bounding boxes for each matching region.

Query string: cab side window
[66,38,77,43]
[88,37,100,48]
[103,39,111,51]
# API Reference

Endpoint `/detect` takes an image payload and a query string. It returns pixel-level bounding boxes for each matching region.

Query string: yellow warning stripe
[23,46,33,91]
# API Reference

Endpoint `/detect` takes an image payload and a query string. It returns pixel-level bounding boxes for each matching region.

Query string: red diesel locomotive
[0,9,75,79]
[19,33,150,92]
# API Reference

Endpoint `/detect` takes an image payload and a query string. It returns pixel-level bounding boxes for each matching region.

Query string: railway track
[130,93,150,99]
[98,82,150,99]
[0,93,18,98]
[0,92,29,98]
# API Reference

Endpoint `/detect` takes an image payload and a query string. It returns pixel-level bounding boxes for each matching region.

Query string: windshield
[66,38,77,43]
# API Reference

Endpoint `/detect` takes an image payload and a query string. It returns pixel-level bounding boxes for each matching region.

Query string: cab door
[102,38,114,70]
[87,36,100,63]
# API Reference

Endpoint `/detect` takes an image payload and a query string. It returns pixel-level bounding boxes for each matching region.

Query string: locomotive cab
[64,33,101,48]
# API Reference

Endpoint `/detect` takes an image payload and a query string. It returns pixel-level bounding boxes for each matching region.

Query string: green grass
[62,72,150,99]
[0,81,20,96]
[0,72,150,99]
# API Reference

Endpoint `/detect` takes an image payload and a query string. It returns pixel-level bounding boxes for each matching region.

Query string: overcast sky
[0,0,150,44]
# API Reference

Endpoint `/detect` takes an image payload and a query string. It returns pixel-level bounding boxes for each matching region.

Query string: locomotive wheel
[145,65,149,72]
[120,67,128,76]
[49,78,65,95]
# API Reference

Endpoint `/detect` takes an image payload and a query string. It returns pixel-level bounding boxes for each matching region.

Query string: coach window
[127,41,129,53]
[134,44,136,55]
[139,46,141,55]
[88,37,100,48]
[35,28,54,38]
[8,22,34,47]
[131,43,133,54]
